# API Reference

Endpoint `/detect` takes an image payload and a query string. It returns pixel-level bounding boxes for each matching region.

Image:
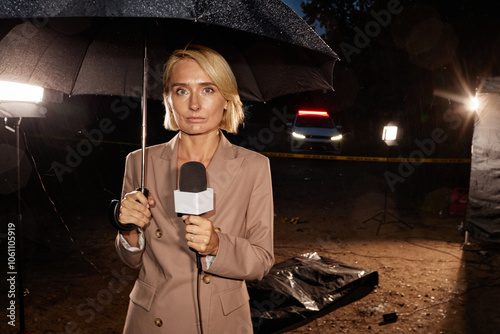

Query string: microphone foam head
[179,161,207,192]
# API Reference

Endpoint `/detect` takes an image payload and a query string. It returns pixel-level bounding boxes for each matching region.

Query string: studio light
[0,81,44,103]
[382,126,398,141]
[0,81,46,119]
[362,123,411,234]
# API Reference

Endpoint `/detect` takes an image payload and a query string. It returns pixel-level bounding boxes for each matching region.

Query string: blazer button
[155,229,162,238]
[155,318,163,327]
[202,274,212,284]
[214,227,221,232]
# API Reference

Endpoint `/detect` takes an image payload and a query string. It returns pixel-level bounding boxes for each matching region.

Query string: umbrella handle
[108,199,137,231]
[108,187,149,232]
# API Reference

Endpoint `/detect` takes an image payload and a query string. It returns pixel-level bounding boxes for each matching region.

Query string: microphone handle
[192,211,202,271]
[196,253,202,271]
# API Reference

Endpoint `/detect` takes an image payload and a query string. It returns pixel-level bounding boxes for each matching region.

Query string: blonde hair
[162,45,244,134]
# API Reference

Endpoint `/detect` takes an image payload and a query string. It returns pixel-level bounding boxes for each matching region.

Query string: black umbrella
[0,0,339,189]
[0,1,338,102]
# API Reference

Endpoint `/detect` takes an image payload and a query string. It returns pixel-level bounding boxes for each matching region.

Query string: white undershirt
[119,229,215,268]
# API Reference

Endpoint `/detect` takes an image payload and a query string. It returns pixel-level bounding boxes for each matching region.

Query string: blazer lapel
[150,134,180,229]
[206,134,244,218]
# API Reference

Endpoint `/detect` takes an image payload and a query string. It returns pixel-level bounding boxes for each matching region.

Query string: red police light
[298,110,329,117]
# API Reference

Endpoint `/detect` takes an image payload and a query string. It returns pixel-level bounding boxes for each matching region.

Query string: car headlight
[292,132,306,139]
[330,134,342,141]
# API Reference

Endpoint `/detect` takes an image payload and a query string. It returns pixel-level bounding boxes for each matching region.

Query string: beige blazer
[115,133,274,334]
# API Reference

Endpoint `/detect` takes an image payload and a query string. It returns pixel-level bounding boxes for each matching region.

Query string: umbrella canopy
[0,0,338,102]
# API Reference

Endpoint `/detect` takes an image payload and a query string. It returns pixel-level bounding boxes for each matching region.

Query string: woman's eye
[176,89,188,95]
[203,87,214,94]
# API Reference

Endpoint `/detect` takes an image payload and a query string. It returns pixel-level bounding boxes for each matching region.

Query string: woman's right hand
[119,190,155,230]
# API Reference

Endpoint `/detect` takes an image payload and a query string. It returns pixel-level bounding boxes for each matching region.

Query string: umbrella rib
[22,28,61,88]
[24,25,91,96]
[68,37,92,96]
[236,48,265,102]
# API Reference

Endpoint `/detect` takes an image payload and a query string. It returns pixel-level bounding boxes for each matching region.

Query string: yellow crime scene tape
[260,152,471,163]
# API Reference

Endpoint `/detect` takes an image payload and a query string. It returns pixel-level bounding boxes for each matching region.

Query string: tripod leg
[362,211,383,225]
[376,210,387,235]
[386,212,413,229]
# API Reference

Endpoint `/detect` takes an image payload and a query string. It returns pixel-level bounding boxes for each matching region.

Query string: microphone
[174,161,214,272]
[174,161,214,216]
[180,161,207,193]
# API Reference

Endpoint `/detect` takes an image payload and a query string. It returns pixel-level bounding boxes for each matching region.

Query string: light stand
[1,81,46,334]
[362,125,412,235]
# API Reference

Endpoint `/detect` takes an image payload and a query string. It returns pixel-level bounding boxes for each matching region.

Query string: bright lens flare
[0,81,44,103]
[469,96,479,111]
[331,134,342,141]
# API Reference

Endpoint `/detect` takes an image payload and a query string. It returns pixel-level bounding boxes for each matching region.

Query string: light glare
[382,126,398,141]
[0,81,44,103]
[331,134,342,141]
[469,96,479,111]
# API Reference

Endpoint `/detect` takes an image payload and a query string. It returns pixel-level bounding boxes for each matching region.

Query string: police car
[289,110,343,153]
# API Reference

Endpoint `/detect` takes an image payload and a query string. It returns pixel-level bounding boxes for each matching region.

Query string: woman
[115,45,274,333]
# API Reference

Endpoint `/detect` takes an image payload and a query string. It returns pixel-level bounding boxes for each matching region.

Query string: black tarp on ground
[248,252,379,333]
[467,76,500,242]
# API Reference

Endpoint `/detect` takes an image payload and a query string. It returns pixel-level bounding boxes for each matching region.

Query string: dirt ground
[1,158,499,334]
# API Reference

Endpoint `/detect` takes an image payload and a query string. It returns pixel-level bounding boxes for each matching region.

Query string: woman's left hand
[183,215,219,256]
